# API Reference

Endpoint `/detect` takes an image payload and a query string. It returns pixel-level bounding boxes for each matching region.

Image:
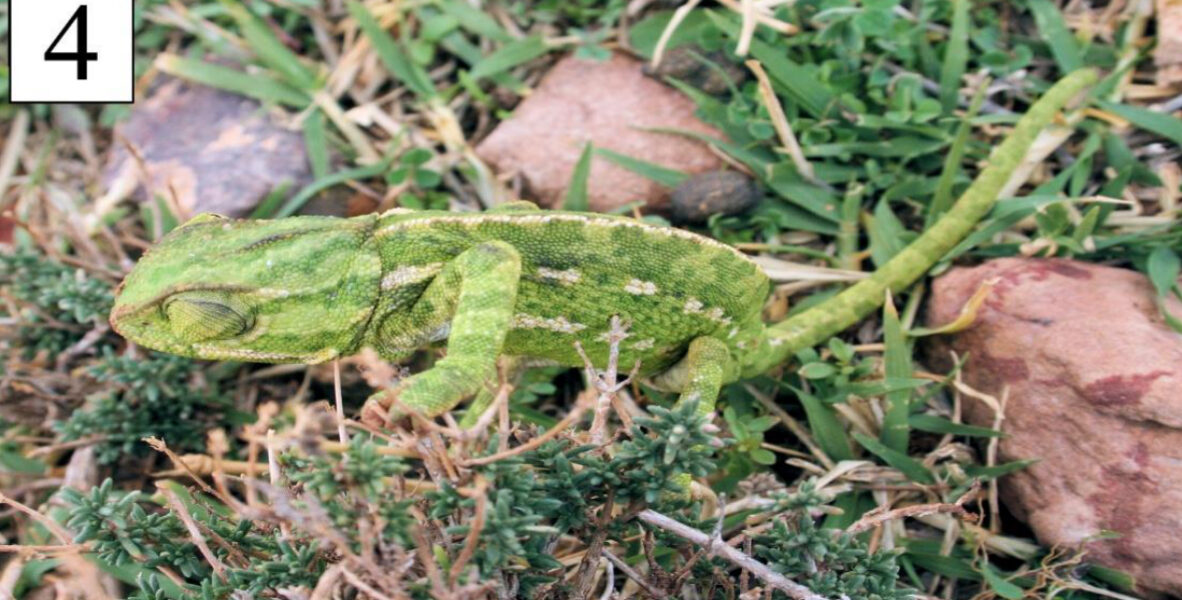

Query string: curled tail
[742,68,1099,376]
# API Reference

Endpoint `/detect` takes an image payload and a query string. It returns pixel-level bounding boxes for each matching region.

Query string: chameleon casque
[109,70,1096,427]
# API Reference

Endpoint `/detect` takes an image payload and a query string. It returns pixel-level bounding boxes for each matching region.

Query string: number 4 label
[45,7,101,80]
[9,0,133,103]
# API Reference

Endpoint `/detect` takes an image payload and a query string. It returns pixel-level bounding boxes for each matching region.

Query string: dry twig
[636,509,828,600]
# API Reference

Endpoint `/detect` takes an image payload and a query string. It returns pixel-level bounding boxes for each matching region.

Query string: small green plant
[751,481,909,600]
[56,352,234,464]
[0,249,115,357]
[389,148,450,210]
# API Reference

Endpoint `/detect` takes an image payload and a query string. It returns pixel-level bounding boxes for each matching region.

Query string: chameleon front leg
[362,241,522,424]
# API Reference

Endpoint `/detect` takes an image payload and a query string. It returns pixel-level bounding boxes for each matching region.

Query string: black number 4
[44,6,99,80]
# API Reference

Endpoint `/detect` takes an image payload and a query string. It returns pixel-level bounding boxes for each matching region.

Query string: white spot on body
[684,298,704,314]
[769,338,785,347]
[513,313,586,334]
[537,267,582,285]
[252,288,294,299]
[428,323,451,342]
[624,279,658,295]
[632,338,655,351]
[381,263,443,290]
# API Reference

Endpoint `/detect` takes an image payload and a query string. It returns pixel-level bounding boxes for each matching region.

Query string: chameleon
[109,69,1096,427]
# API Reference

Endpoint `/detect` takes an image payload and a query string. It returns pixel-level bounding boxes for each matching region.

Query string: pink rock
[475,52,725,213]
[926,257,1182,595]
[103,77,323,218]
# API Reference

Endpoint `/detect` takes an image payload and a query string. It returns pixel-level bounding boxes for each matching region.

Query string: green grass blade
[302,108,330,179]
[981,560,1024,600]
[436,0,512,42]
[1026,0,1083,73]
[156,54,311,107]
[1098,100,1182,147]
[880,294,912,453]
[906,552,981,580]
[440,33,526,92]
[249,183,293,219]
[908,414,1004,438]
[563,142,594,211]
[792,386,853,462]
[347,0,438,100]
[837,185,862,271]
[1147,246,1181,298]
[852,431,935,484]
[964,458,1038,479]
[938,0,969,113]
[276,161,391,218]
[593,148,688,188]
[221,0,319,91]
[928,82,987,226]
[468,35,549,81]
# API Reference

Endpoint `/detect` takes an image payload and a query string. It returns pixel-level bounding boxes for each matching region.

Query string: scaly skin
[110,69,1097,425]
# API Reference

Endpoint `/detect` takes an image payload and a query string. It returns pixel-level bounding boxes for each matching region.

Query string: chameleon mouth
[108,302,151,338]
[190,345,337,364]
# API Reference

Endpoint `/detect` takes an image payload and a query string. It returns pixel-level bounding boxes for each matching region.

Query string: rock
[476,52,725,213]
[670,171,761,223]
[1156,0,1182,85]
[643,46,748,96]
[925,257,1182,596]
[102,77,329,219]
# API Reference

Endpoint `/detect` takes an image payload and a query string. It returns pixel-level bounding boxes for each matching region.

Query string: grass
[1,0,1180,598]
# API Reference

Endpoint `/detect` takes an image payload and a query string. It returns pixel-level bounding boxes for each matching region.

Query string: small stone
[102,76,332,219]
[476,52,725,213]
[0,215,13,244]
[925,257,1182,596]
[670,170,761,223]
[643,46,748,96]
[1155,0,1182,85]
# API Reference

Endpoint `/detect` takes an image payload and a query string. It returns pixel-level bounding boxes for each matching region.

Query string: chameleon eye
[163,292,253,341]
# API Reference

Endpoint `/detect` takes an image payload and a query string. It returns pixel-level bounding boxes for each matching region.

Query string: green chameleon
[110,70,1095,426]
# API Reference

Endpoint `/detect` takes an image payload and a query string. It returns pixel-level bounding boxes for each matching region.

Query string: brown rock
[1156,0,1182,86]
[670,170,761,223]
[643,46,748,96]
[103,77,328,219]
[925,257,1182,595]
[475,52,725,213]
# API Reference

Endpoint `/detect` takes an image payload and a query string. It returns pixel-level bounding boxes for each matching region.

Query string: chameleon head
[110,213,382,364]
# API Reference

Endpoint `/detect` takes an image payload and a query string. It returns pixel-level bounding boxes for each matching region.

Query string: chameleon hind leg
[652,336,735,416]
[362,241,522,424]
[650,336,734,497]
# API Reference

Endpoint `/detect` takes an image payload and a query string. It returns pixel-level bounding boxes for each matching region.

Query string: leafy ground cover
[1,0,1180,598]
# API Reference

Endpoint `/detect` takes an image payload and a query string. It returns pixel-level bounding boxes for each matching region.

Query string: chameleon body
[111,205,771,419]
[109,69,1097,424]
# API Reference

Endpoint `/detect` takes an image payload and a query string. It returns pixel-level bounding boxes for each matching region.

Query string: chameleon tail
[744,67,1099,376]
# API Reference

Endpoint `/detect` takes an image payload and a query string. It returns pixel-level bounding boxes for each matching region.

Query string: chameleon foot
[360,388,404,429]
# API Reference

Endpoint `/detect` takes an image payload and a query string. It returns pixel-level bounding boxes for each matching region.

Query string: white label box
[9,0,134,103]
